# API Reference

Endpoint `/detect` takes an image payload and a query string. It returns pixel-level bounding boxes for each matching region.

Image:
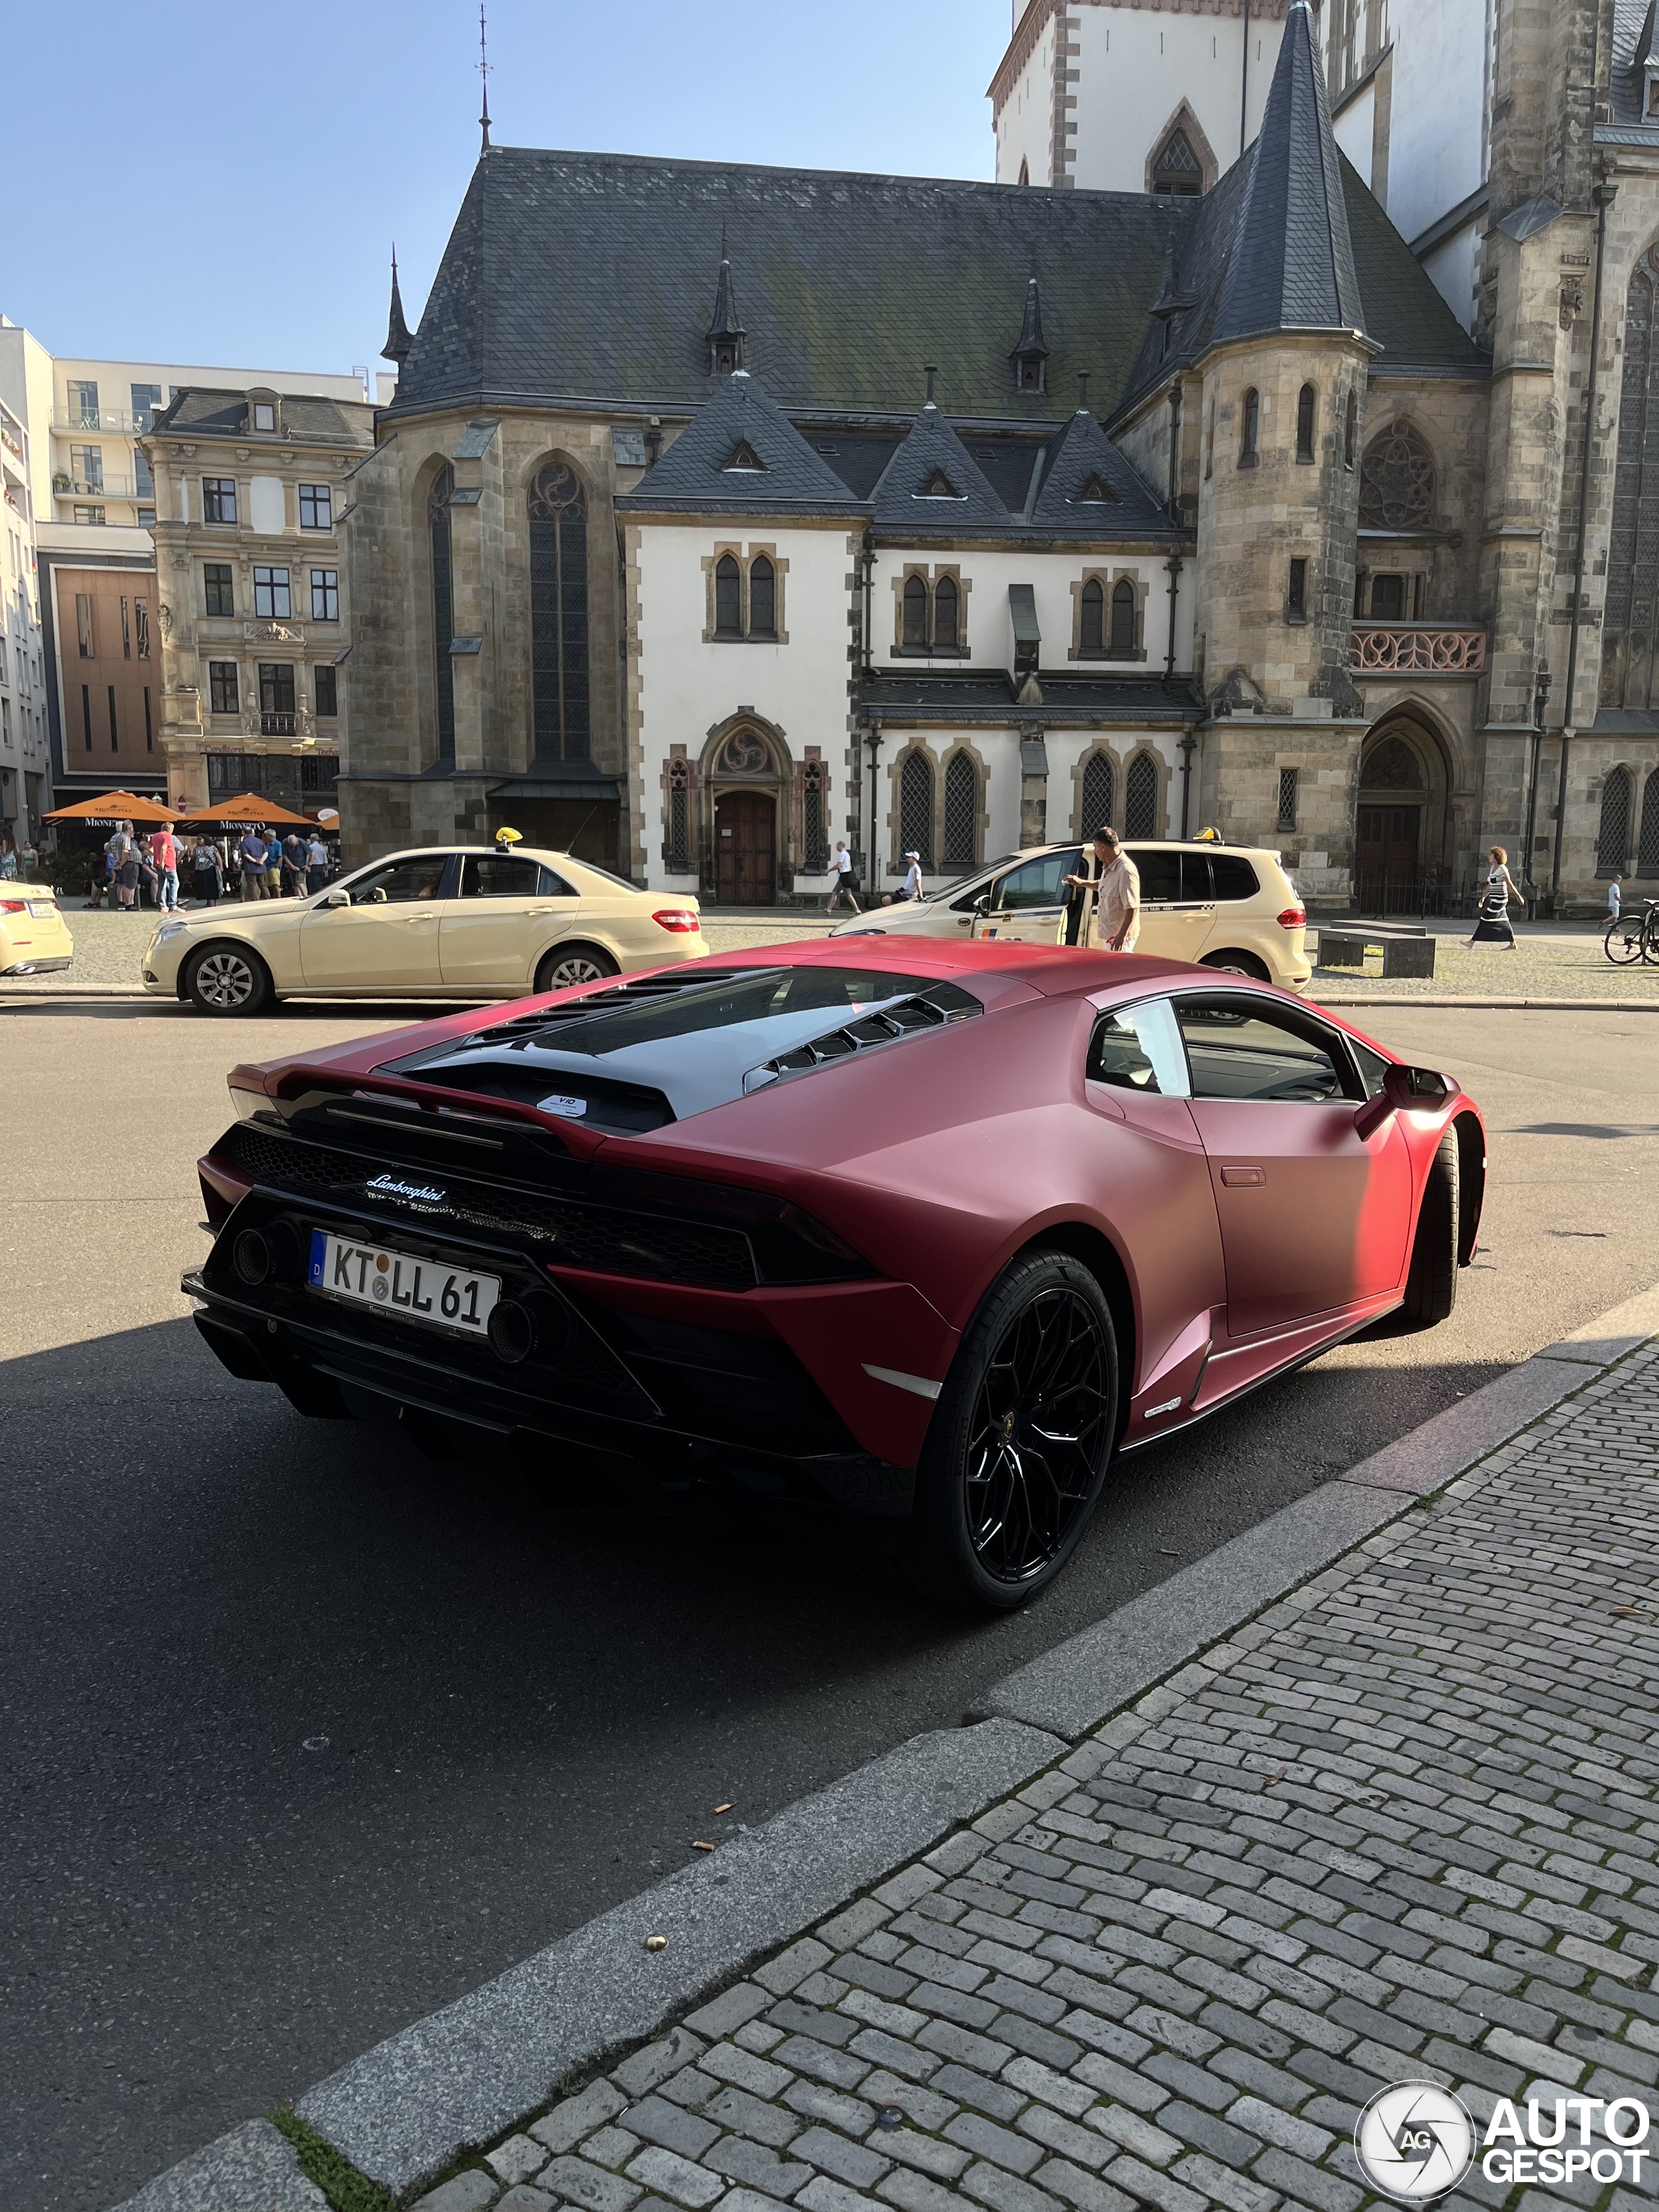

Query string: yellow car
[0,885,74,976]
[142,844,707,1015]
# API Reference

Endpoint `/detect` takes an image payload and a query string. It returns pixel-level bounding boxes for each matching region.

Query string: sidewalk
[125,1305,1659,2212]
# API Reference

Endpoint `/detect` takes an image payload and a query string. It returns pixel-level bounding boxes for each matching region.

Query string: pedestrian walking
[305,829,330,897]
[1069,826,1140,951]
[824,839,862,916]
[150,822,180,911]
[109,820,140,911]
[0,832,17,881]
[283,830,308,898]
[265,835,285,897]
[238,825,268,901]
[1608,874,1622,923]
[191,836,224,906]
[1467,844,1522,948]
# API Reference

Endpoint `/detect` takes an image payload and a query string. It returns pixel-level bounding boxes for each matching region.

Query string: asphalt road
[3,997,1658,2212]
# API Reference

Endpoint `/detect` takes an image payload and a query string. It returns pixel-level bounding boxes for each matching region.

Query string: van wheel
[1400,1131,1459,1328]
[902,1250,1117,1613]
[1200,949,1270,981]
[184,942,274,1015]
[536,943,619,993]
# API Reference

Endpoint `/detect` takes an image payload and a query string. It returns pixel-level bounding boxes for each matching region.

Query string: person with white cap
[884,849,924,905]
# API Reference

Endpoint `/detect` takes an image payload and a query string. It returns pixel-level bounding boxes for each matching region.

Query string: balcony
[260,713,297,737]
[1351,624,1487,675]
[53,408,149,434]
[53,474,139,501]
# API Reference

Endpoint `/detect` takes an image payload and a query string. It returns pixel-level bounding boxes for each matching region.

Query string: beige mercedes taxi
[0,884,74,977]
[143,842,707,1014]
[831,839,1312,992]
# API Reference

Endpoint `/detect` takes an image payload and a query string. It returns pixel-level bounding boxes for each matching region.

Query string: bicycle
[1603,898,1659,964]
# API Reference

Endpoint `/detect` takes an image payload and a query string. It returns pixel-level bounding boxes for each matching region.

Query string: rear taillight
[0,899,27,914]
[652,908,700,933]
[1276,905,1306,929]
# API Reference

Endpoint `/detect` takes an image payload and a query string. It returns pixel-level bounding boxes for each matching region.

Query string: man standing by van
[1067,827,1140,951]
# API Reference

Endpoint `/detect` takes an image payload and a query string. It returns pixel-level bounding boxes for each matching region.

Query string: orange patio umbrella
[177,793,319,827]
[44,790,176,826]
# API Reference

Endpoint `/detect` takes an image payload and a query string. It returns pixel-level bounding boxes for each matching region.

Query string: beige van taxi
[830,839,1312,992]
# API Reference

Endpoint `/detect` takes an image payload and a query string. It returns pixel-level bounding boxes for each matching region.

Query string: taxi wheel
[1200,949,1270,981]
[536,943,618,993]
[183,942,274,1016]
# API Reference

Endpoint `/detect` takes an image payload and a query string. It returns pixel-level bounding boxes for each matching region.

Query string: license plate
[308,1230,500,1337]
[27,903,52,918]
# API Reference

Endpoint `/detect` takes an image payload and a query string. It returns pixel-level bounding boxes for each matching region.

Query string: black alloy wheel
[536,943,619,993]
[1398,1129,1459,1329]
[906,1249,1118,1612]
[184,942,274,1016]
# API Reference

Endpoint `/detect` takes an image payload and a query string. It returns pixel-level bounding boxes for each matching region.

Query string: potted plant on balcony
[52,472,70,492]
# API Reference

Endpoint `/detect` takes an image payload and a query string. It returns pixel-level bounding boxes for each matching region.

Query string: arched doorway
[703,722,788,904]
[1356,718,1450,910]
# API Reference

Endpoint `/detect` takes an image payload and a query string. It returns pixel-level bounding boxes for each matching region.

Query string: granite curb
[106,1284,1659,2211]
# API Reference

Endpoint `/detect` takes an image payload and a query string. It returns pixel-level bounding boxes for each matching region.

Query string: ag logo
[1354,2082,1476,2200]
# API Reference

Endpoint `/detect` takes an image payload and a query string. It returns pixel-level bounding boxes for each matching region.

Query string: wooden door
[1356,805,1420,880]
[715,791,775,905]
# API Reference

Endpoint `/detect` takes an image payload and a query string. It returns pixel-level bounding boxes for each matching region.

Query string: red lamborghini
[188,942,1484,1610]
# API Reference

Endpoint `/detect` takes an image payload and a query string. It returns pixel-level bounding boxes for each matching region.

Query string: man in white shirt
[825,839,861,916]
[1084,829,1140,950]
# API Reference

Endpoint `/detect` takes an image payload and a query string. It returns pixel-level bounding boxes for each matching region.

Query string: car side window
[1347,1036,1391,1100]
[346,858,451,905]
[1086,997,1190,1096]
[459,856,559,899]
[1208,854,1259,901]
[992,851,1078,910]
[1174,995,1352,1103]
[1130,848,1182,903]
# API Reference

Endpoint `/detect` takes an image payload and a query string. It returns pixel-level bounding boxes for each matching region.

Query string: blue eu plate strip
[308,1228,327,1287]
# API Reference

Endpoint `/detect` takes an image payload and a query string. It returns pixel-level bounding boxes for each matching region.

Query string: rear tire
[902,1249,1117,1613]
[1200,949,1270,981]
[1605,918,1645,965]
[184,942,274,1016]
[1400,1130,1458,1329]
[535,942,619,993]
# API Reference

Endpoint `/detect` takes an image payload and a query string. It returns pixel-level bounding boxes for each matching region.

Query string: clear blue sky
[8,0,1012,377]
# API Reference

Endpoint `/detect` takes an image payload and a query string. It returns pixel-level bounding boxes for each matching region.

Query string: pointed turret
[707,240,746,376]
[1010,277,1049,393]
[1212,0,1365,345]
[382,249,413,365]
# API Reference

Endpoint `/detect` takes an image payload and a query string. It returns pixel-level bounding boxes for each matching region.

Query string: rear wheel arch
[1200,948,1271,982]
[1009,1222,1137,1441]
[1452,1109,1485,1266]
[534,940,620,993]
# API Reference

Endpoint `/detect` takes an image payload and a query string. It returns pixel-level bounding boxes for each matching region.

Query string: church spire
[1011,276,1049,393]
[477,2,492,152]
[382,248,413,364]
[707,231,746,376]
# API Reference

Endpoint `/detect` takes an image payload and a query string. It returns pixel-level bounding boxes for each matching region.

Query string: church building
[340,0,1659,912]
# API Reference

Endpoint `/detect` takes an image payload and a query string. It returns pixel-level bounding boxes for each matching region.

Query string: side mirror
[973,895,990,915]
[321,888,351,909]
[367,887,389,905]
[1355,1063,1452,1140]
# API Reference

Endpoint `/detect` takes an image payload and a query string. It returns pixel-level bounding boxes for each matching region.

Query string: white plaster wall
[869,545,1194,673]
[1068,6,1286,195]
[1382,0,1489,249]
[249,475,285,534]
[1332,80,1375,191]
[993,19,1055,185]
[1421,223,1481,334]
[633,521,856,892]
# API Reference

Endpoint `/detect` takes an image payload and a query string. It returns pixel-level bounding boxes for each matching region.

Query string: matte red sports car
[189,942,1484,1610]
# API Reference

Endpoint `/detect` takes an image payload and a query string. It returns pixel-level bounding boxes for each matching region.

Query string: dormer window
[713,342,741,376]
[1076,473,1114,504]
[920,469,959,498]
[252,402,276,432]
[1151,125,1203,197]
[722,440,765,473]
[1017,357,1044,393]
[1648,65,1659,114]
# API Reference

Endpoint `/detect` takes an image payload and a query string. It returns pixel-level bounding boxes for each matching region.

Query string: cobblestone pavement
[411,1345,1659,2212]
[1312,937,1659,1002]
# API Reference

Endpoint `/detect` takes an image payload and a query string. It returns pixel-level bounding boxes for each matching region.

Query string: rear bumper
[1,953,72,975]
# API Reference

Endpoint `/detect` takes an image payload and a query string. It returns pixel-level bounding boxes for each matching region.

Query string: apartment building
[0,376,50,847]
[0,317,372,812]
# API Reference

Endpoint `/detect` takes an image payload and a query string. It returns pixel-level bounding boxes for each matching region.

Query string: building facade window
[1597,766,1633,876]
[803,756,830,872]
[202,477,238,524]
[81,683,92,748]
[130,383,162,430]
[1358,421,1434,530]
[204,563,234,616]
[899,569,962,653]
[933,573,959,649]
[527,456,590,760]
[666,755,692,873]
[1125,751,1159,838]
[135,449,154,499]
[1296,385,1317,463]
[942,750,979,867]
[75,594,94,657]
[71,445,103,489]
[713,553,743,637]
[903,572,928,648]
[67,379,99,427]
[1151,125,1204,195]
[137,507,156,528]
[107,685,119,749]
[1110,579,1136,656]
[1080,749,1114,835]
[315,665,338,718]
[298,483,332,530]
[1370,572,1406,619]
[1277,767,1299,831]
[144,687,153,750]
[310,568,339,622]
[1240,389,1259,467]
[73,505,105,526]
[1640,771,1659,875]
[1287,556,1308,621]
[253,566,291,618]
[428,463,456,763]
[135,599,150,659]
[121,597,132,658]
[252,402,276,432]
[258,664,296,734]
[1080,577,1104,654]
[899,749,934,866]
[749,554,776,637]
[208,661,239,714]
[1344,389,1359,469]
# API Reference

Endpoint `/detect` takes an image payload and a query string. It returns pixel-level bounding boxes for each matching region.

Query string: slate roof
[1609,0,1659,125]
[617,373,866,514]
[861,669,1203,724]
[1028,409,1169,527]
[871,406,1014,532]
[151,387,375,443]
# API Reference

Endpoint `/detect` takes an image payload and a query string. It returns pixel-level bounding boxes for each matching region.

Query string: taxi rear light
[652,908,700,933]
[0,899,28,914]
[1276,905,1306,929]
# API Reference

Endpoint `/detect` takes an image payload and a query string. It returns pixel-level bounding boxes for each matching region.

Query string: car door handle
[1220,1166,1266,1187]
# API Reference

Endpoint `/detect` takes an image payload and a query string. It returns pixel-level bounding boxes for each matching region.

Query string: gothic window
[803,758,830,872]
[1362,734,1423,789]
[528,458,590,761]
[1287,557,1308,621]
[943,751,978,867]
[1151,126,1203,196]
[903,572,929,648]
[933,574,959,650]
[667,756,691,873]
[715,554,743,637]
[1110,579,1136,656]
[1277,768,1298,831]
[1604,249,1659,711]
[1240,389,1259,468]
[1639,771,1659,874]
[1344,389,1358,470]
[718,729,771,774]
[1358,421,1435,531]
[1080,750,1114,837]
[1598,767,1633,877]
[899,749,934,866]
[1080,577,1104,655]
[1296,384,1317,464]
[1018,158,1030,186]
[1125,752,1159,839]
[428,463,455,764]
[749,555,776,637]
